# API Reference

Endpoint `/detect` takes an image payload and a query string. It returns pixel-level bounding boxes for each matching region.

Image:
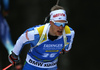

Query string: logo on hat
[53,13,65,18]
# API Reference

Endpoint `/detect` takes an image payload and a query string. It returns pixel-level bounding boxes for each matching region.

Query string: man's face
[50,20,66,36]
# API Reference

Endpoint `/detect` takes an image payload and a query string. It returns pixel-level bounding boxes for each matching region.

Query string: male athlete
[0,0,13,69]
[0,0,22,69]
[0,0,13,55]
[9,5,75,70]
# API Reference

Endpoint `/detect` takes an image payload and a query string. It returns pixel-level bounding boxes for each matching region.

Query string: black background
[1,0,100,70]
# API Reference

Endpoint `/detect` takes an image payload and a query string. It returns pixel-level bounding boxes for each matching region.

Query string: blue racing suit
[12,24,75,70]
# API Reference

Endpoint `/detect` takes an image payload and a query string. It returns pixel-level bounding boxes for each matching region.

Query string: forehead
[54,20,66,22]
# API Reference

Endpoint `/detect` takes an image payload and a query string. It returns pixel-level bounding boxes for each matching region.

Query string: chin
[56,33,63,36]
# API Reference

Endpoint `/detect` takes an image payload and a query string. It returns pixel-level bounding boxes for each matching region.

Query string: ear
[50,21,53,25]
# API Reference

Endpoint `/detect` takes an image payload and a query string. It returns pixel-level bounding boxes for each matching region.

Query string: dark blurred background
[1,0,100,70]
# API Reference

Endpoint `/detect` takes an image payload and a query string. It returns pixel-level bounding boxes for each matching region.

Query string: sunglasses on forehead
[52,20,68,27]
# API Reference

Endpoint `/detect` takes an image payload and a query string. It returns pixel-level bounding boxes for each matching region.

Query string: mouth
[57,31,63,33]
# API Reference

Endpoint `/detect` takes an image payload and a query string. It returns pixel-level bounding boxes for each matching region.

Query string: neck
[48,33,58,41]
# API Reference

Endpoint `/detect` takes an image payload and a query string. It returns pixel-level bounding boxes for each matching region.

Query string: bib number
[42,53,57,58]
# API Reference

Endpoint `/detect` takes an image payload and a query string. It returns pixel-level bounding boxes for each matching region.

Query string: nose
[59,25,63,30]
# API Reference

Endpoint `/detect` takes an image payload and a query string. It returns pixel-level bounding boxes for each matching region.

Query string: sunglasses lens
[54,23,65,27]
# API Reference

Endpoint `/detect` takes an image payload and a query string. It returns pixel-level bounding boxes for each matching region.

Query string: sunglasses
[52,20,68,27]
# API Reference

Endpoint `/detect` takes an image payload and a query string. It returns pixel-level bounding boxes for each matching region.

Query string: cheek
[54,26,59,31]
[51,23,59,32]
[62,27,65,30]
